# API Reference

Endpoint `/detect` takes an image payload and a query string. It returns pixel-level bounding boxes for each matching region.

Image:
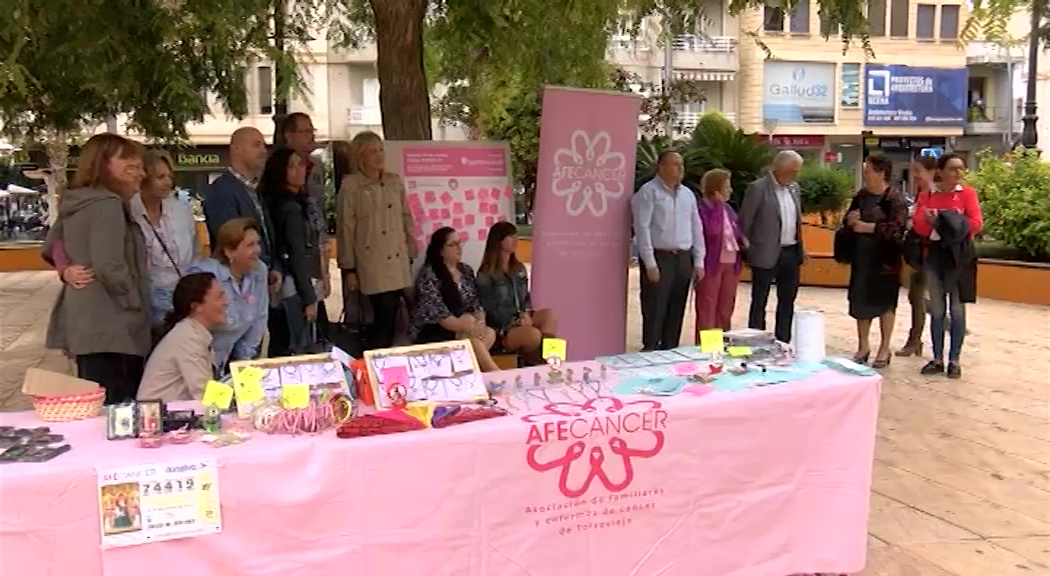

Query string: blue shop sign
[864,65,967,127]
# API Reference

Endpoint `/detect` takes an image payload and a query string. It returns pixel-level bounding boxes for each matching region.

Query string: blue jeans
[924,266,966,362]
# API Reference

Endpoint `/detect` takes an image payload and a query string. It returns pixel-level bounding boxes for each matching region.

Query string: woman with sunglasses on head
[476,221,558,364]
[911,153,983,379]
[138,272,228,402]
[411,227,501,372]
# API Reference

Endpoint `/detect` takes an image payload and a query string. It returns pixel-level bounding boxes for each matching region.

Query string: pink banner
[531,87,642,361]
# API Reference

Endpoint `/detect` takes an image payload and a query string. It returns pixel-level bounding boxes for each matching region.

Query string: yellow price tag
[541,338,567,361]
[232,367,266,404]
[727,346,753,357]
[281,383,311,409]
[698,329,725,354]
[201,380,234,410]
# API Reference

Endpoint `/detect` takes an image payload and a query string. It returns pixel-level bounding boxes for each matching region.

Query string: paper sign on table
[231,367,266,404]
[699,329,725,354]
[201,380,233,410]
[542,338,567,361]
[727,346,753,357]
[281,383,311,409]
[97,459,222,549]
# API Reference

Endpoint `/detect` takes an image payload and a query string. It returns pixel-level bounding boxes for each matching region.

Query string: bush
[968,147,1050,260]
[796,164,854,222]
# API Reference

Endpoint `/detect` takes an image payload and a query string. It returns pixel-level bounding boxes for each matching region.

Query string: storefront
[861,136,948,192]
[766,135,826,164]
[170,146,229,200]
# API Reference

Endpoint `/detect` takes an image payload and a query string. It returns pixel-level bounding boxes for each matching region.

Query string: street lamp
[272,0,289,148]
[1020,0,1044,149]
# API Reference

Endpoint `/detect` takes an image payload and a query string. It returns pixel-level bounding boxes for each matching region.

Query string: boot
[895,337,922,357]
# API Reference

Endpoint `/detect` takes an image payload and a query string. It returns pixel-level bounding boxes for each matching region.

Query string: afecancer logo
[522,397,668,499]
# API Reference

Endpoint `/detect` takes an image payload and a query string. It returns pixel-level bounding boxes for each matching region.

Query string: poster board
[229,353,351,418]
[364,340,487,409]
[384,141,515,270]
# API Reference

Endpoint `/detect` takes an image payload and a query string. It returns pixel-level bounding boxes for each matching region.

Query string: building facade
[737,0,968,186]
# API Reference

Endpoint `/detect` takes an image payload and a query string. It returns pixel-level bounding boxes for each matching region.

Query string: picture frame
[228,353,353,418]
[363,340,486,409]
[106,402,139,440]
[136,400,164,438]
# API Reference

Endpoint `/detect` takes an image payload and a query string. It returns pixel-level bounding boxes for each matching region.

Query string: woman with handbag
[843,154,908,368]
[896,155,937,357]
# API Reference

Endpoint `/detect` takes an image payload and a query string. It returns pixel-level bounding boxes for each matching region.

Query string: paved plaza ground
[0,268,1047,575]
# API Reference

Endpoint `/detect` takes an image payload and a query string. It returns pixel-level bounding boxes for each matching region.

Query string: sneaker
[946,362,962,379]
[920,360,945,375]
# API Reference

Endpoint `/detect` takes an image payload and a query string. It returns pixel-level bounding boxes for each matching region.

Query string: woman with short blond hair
[43,133,151,403]
[693,168,747,333]
[336,130,417,349]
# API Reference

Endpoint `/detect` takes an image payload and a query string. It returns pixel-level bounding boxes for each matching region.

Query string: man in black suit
[203,127,281,293]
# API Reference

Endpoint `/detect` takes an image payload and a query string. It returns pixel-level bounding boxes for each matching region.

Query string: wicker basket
[32,388,106,422]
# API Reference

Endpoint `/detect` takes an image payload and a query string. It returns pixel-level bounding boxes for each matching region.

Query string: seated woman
[412,227,501,372]
[475,221,557,363]
[137,272,229,402]
[189,218,270,375]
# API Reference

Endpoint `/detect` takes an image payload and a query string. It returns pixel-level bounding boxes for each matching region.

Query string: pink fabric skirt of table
[0,369,880,576]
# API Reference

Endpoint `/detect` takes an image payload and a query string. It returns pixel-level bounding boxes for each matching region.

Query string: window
[841,63,861,106]
[889,0,909,37]
[789,0,810,33]
[819,13,838,36]
[916,4,936,39]
[764,1,785,32]
[940,5,960,39]
[868,0,887,36]
[257,66,273,115]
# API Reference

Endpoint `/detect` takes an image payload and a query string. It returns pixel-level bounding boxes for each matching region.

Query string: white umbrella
[5,184,40,195]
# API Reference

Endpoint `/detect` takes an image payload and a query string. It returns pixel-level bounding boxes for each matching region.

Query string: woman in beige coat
[43,134,151,403]
[336,131,417,349]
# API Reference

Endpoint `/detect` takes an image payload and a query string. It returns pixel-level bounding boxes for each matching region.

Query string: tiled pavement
[1,268,1048,575]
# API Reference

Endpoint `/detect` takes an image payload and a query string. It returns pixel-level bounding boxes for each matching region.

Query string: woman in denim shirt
[189,218,269,375]
[475,222,558,363]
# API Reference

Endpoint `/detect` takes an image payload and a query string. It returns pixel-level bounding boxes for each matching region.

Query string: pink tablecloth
[0,368,880,576]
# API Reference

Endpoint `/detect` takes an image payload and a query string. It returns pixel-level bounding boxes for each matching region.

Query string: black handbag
[833,226,855,264]
[902,230,924,269]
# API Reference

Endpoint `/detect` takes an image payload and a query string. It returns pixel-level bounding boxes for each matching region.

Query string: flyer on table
[97,459,222,548]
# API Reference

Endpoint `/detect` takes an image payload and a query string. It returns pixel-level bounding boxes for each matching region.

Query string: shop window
[841,64,861,107]
[789,0,810,33]
[764,0,785,32]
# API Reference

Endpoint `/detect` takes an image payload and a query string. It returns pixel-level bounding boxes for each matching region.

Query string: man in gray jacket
[739,150,806,344]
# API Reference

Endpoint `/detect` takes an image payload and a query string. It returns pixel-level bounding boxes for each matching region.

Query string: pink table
[0,367,880,576]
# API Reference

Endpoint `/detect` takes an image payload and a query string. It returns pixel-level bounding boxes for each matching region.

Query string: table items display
[363,340,488,408]
[229,352,353,418]
[0,426,72,463]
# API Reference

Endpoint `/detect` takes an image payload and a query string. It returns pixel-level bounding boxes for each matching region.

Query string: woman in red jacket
[910,153,983,379]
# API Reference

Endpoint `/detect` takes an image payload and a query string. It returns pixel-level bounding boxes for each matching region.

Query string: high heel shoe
[895,340,922,357]
[872,355,892,369]
[851,351,870,364]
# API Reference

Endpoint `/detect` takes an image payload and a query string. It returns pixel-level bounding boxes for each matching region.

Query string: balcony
[347,106,382,126]
[966,41,1024,66]
[606,34,652,68]
[965,106,1020,136]
[671,35,738,73]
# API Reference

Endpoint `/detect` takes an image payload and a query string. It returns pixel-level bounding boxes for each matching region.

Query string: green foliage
[484,91,542,211]
[0,0,326,141]
[968,147,1050,259]
[682,113,775,206]
[634,114,775,210]
[796,163,854,218]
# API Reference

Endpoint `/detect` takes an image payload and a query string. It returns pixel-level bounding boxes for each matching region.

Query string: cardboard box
[22,368,99,397]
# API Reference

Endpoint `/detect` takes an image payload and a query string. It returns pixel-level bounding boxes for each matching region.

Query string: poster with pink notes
[383,141,514,271]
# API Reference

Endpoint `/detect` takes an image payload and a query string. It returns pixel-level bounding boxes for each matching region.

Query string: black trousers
[640,250,693,351]
[76,353,144,404]
[367,290,403,350]
[748,245,802,343]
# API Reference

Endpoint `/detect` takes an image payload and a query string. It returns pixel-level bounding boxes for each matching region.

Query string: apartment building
[737,0,968,185]
[607,2,741,137]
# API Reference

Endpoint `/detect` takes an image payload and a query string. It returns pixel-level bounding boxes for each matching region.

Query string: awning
[673,70,736,82]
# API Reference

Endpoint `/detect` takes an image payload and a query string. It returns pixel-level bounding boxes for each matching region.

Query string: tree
[0,0,319,218]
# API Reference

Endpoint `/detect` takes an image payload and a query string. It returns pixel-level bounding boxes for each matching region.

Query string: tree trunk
[370,0,433,141]
[43,131,69,226]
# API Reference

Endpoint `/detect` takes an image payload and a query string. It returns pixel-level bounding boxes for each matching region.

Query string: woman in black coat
[260,148,323,356]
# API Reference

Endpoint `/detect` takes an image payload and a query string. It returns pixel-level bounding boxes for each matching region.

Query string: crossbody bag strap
[147,220,182,277]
